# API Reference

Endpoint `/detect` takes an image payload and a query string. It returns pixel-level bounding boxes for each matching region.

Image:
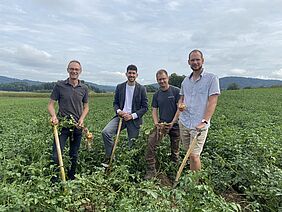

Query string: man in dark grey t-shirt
[144,69,180,180]
[48,60,89,181]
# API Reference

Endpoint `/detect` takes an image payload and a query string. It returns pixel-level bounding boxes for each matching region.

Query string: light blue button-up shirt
[179,70,220,129]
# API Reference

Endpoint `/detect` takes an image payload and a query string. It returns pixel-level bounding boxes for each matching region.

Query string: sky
[1,0,282,85]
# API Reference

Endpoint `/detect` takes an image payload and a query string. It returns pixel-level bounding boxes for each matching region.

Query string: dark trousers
[52,127,82,178]
[145,124,180,170]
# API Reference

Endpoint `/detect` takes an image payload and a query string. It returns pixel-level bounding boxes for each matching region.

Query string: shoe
[50,175,59,184]
[144,169,156,180]
[101,157,110,168]
[67,172,76,180]
[68,175,76,180]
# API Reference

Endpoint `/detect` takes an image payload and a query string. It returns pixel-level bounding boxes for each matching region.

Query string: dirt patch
[221,188,251,211]
[80,203,95,212]
[157,173,173,187]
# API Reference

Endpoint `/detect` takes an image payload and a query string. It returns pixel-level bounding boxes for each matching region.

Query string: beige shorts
[179,121,208,155]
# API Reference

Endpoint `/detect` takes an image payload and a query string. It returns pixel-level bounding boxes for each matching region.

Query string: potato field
[0,88,281,211]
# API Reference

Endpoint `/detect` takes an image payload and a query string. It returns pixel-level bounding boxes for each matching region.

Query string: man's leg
[68,127,82,180]
[168,125,180,164]
[51,127,69,182]
[125,120,139,148]
[102,117,124,156]
[144,127,162,179]
[101,117,125,167]
[189,129,208,171]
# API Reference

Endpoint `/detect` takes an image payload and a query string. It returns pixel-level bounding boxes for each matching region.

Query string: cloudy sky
[1,0,282,85]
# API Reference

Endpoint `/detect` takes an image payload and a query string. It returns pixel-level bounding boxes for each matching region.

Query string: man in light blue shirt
[178,50,220,171]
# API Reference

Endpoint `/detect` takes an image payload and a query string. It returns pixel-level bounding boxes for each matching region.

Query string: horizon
[1,74,282,87]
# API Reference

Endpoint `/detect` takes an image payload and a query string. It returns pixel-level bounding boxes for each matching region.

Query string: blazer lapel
[120,82,126,109]
[132,82,139,106]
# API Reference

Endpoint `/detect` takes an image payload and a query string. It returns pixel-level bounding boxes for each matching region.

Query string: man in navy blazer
[101,64,148,167]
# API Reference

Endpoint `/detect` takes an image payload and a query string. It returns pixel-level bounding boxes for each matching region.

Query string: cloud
[271,69,282,79]
[10,44,53,67]
[83,71,127,85]
[229,68,248,75]
[166,0,181,10]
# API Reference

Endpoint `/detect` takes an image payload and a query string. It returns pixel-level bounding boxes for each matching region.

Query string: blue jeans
[52,127,82,178]
[102,116,140,157]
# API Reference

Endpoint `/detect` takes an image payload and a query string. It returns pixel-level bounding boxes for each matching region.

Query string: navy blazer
[113,81,148,127]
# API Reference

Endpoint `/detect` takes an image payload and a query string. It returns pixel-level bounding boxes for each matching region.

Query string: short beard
[191,66,202,72]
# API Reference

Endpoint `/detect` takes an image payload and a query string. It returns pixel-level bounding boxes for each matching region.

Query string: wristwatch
[201,119,208,124]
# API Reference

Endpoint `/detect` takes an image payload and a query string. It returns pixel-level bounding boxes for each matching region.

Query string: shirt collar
[188,68,204,80]
[64,78,81,87]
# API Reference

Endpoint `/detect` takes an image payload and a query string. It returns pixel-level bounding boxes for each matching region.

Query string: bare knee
[190,154,200,162]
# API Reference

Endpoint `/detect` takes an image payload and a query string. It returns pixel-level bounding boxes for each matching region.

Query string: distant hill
[1,75,282,92]
[0,76,42,85]
[219,76,282,89]
[85,82,115,92]
[0,75,115,92]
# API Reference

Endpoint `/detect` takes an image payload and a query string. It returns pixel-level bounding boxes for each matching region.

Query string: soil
[80,203,95,212]
[221,188,252,211]
[157,173,173,187]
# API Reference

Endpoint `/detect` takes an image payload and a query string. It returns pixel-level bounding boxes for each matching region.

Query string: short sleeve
[151,92,158,108]
[209,75,221,96]
[82,86,89,103]
[175,87,180,102]
[50,83,60,101]
[179,83,184,96]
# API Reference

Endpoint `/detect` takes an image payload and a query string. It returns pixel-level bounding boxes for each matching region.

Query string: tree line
[0,73,187,93]
[0,81,104,93]
[2,74,274,92]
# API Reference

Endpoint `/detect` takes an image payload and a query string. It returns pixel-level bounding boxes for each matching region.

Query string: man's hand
[123,113,133,121]
[196,122,206,131]
[165,122,174,130]
[50,116,59,125]
[118,111,126,118]
[154,122,161,129]
[77,119,84,128]
[178,103,186,112]
[159,122,171,134]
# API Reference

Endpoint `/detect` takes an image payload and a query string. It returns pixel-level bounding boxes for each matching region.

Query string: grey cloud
[11,44,52,67]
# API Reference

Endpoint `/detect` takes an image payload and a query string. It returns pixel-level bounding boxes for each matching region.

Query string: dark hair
[156,69,168,78]
[68,60,82,69]
[126,64,138,72]
[188,49,203,60]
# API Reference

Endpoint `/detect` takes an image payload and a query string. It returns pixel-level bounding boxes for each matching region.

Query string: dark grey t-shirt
[152,85,180,123]
[50,79,88,121]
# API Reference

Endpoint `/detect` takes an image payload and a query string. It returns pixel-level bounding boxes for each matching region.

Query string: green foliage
[227,83,240,90]
[0,88,281,211]
[169,73,186,88]
[145,84,158,92]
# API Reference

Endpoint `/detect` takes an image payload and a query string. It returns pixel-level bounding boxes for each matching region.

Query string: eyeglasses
[68,68,81,71]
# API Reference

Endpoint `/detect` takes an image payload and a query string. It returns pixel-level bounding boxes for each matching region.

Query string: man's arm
[134,86,148,118]
[177,95,186,111]
[113,84,121,113]
[178,95,184,105]
[164,95,182,129]
[203,95,218,121]
[113,84,127,118]
[152,107,159,127]
[48,99,58,125]
[77,102,89,127]
[196,94,219,129]
[171,109,180,125]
